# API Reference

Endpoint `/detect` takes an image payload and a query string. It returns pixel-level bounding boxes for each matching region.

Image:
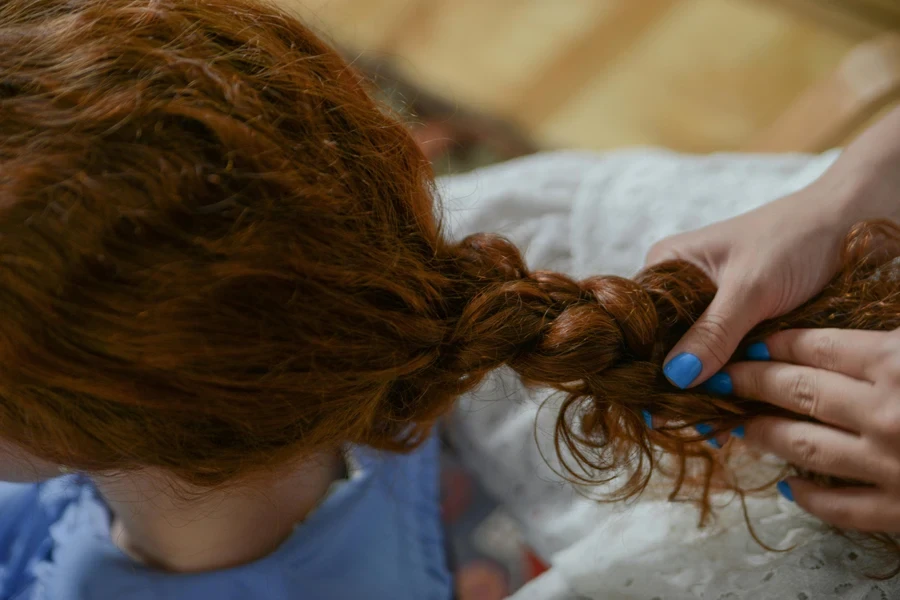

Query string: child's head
[0,1,898,530]
[0,0,644,487]
[0,0,450,484]
[0,0,694,487]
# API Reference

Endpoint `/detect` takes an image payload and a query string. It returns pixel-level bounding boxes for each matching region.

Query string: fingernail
[703,372,733,395]
[694,423,721,449]
[642,410,654,430]
[746,342,770,361]
[731,425,745,439]
[663,353,703,389]
[777,480,793,502]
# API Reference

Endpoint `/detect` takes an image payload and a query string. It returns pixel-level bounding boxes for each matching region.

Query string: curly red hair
[0,0,898,558]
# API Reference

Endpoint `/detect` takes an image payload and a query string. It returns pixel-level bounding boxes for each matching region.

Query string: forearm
[826,105,900,224]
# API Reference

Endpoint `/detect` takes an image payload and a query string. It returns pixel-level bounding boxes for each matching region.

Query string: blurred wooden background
[278,0,899,153]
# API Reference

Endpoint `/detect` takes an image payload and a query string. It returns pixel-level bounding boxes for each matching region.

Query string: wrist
[828,106,900,224]
[820,157,899,228]
[840,166,899,224]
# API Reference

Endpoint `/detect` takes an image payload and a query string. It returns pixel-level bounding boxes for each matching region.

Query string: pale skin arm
[647,105,900,530]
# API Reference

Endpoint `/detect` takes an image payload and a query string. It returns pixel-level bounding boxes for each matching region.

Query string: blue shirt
[0,435,451,600]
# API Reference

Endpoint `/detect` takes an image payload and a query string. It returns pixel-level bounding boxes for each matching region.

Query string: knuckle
[873,406,900,439]
[810,334,840,372]
[784,371,820,418]
[694,314,734,365]
[787,434,822,469]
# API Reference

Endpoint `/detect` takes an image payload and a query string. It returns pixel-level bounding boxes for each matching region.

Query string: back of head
[0,0,898,519]
[0,0,642,486]
[0,0,453,484]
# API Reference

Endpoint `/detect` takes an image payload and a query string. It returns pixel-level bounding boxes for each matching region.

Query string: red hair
[0,0,898,556]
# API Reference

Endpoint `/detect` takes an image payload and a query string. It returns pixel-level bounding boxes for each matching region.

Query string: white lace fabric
[437,149,898,600]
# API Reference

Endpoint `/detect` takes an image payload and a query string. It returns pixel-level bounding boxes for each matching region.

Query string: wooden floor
[280,0,866,153]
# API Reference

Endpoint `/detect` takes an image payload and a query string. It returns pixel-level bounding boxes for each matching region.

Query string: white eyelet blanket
[437,150,898,600]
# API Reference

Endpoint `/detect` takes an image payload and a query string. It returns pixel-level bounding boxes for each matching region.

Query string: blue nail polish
[746,342,770,361]
[777,480,794,502]
[694,423,721,449]
[731,425,745,439]
[642,410,654,430]
[664,353,703,389]
[703,372,733,395]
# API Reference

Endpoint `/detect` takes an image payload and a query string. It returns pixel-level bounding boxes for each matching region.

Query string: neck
[93,451,345,573]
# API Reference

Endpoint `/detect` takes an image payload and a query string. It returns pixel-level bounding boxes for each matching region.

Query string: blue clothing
[0,436,451,600]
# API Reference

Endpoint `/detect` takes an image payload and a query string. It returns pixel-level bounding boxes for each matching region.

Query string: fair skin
[0,445,344,573]
[729,328,900,532]
[649,105,900,531]
[97,451,345,572]
[3,114,897,566]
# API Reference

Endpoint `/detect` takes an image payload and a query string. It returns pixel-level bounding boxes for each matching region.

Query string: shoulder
[0,476,92,599]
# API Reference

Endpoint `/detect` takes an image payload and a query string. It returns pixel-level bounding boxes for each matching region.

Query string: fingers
[745,418,900,488]
[663,284,763,388]
[727,361,876,432]
[762,328,893,383]
[786,478,900,533]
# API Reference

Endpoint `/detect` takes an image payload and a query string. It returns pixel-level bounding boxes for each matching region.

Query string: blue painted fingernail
[694,423,721,449]
[663,353,703,389]
[703,372,733,395]
[746,342,770,361]
[777,480,794,502]
[642,410,654,430]
[731,425,745,439]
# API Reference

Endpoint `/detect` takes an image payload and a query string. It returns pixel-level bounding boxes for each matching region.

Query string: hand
[648,105,900,389]
[646,177,854,388]
[727,328,900,532]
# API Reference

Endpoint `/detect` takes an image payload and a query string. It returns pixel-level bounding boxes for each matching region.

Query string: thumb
[662,284,765,389]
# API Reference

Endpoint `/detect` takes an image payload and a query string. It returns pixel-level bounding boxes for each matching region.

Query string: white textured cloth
[437,150,899,600]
